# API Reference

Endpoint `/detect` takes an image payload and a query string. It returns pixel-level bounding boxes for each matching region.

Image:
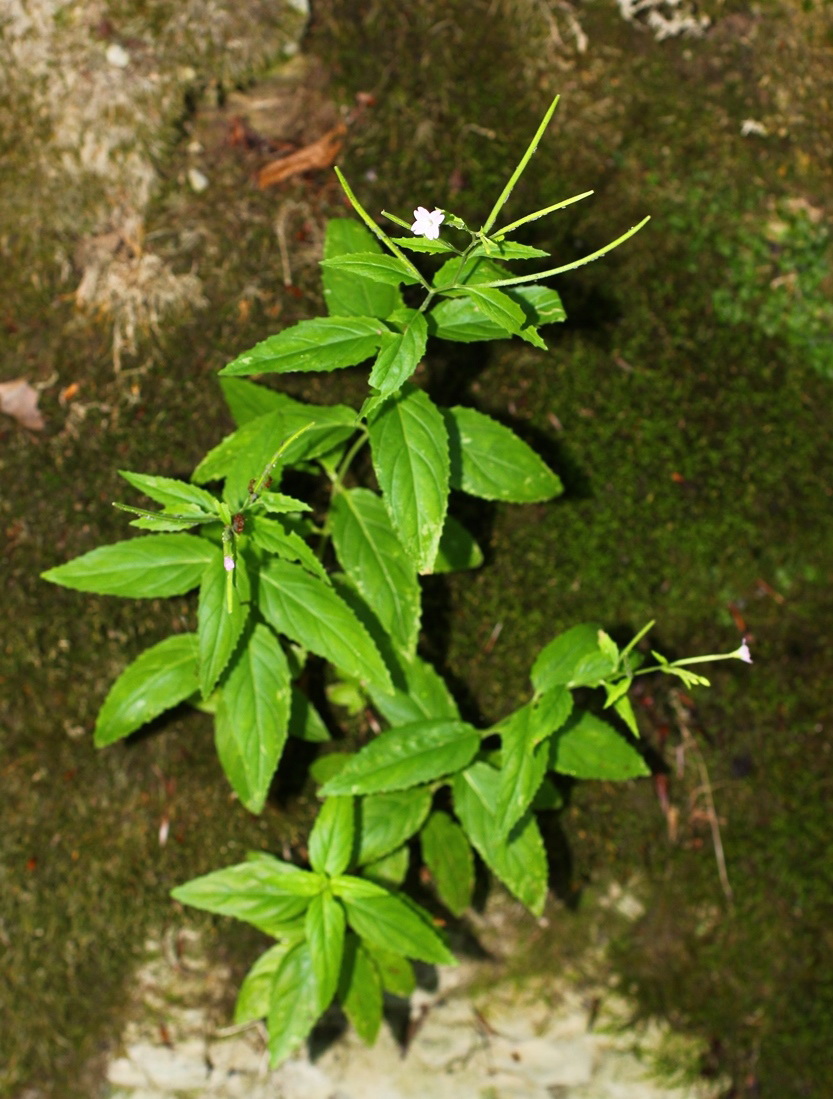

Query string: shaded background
[1,1,831,1095]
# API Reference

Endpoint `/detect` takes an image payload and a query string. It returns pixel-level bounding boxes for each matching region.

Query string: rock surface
[104,909,716,1099]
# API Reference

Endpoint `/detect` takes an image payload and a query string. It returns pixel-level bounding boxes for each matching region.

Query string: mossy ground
[2,1,832,1096]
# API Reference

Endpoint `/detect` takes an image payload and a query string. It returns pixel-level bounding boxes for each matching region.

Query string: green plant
[42,98,750,1064]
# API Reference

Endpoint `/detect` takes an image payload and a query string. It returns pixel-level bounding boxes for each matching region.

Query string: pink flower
[223,554,235,572]
[410,207,444,240]
[737,640,752,664]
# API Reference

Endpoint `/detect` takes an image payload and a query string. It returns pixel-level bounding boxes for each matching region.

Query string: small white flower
[223,554,235,572]
[737,640,752,664]
[411,206,444,240]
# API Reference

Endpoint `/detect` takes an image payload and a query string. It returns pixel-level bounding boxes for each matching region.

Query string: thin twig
[670,691,734,910]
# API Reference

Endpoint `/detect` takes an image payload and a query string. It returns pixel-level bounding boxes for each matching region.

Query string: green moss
[3,0,832,1095]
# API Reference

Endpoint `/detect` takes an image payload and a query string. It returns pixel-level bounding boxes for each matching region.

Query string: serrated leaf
[267,942,320,1067]
[613,693,640,737]
[443,406,562,503]
[444,285,525,335]
[322,219,401,319]
[219,377,287,426]
[420,810,474,916]
[220,316,389,377]
[356,787,432,866]
[309,796,355,877]
[288,687,331,743]
[337,880,454,964]
[368,311,428,395]
[493,706,552,838]
[368,383,449,574]
[330,488,421,656]
[432,513,484,572]
[259,558,392,692]
[390,235,456,254]
[320,252,421,286]
[94,633,198,747]
[214,623,291,813]
[550,710,649,780]
[452,763,548,916]
[198,553,250,698]
[193,403,356,490]
[510,284,566,324]
[234,943,294,1024]
[338,937,383,1044]
[361,844,409,886]
[42,534,215,598]
[471,239,551,260]
[531,623,618,691]
[118,470,220,515]
[363,942,415,997]
[249,514,328,581]
[305,892,346,1012]
[428,296,512,343]
[320,719,479,796]
[256,491,311,515]
[368,652,460,726]
[171,855,320,935]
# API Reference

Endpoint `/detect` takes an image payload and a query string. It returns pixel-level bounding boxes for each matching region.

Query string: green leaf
[319,719,480,797]
[42,534,215,598]
[118,505,217,532]
[368,652,460,725]
[363,942,415,997]
[219,377,287,426]
[118,470,220,515]
[356,787,432,866]
[510,284,566,324]
[220,316,389,377]
[336,879,454,965]
[330,488,421,656]
[259,559,392,692]
[420,811,474,916]
[320,252,421,286]
[267,941,320,1067]
[550,710,649,780]
[432,514,484,573]
[452,763,548,916]
[443,406,562,503]
[234,943,295,1024]
[470,239,550,260]
[171,855,320,935]
[288,687,331,743]
[613,693,640,738]
[94,633,199,747]
[214,624,291,814]
[443,285,526,336]
[428,296,512,343]
[531,624,618,691]
[305,892,346,1012]
[197,553,250,698]
[256,491,312,515]
[368,383,449,574]
[249,514,328,582]
[338,937,383,1044]
[322,219,401,319]
[193,402,357,489]
[390,235,456,254]
[368,311,429,396]
[361,845,409,886]
[308,796,355,877]
[493,704,555,837]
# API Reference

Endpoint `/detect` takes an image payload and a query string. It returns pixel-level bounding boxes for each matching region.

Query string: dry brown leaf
[257,123,347,189]
[0,377,45,431]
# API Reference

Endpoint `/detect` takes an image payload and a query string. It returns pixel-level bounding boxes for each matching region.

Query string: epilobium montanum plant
[43,97,751,1064]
